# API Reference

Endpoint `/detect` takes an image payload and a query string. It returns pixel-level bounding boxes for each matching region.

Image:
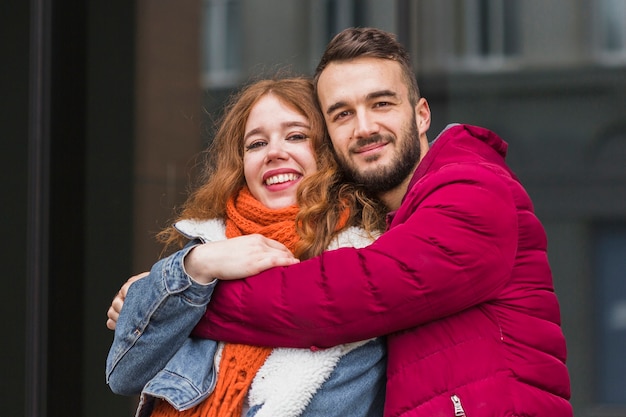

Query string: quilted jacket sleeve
[195,162,519,349]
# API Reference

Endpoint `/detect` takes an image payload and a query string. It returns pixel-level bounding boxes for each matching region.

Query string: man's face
[317,57,427,194]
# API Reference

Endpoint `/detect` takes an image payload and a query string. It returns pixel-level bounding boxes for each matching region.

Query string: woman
[106,77,387,417]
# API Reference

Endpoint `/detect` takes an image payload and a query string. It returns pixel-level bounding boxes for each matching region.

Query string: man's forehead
[321,57,401,82]
[317,58,406,106]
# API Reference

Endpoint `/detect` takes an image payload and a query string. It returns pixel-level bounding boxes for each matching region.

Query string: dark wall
[0,0,136,415]
[84,2,136,416]
[0,0,30,413]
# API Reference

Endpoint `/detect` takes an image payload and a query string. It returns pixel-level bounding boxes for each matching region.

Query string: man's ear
[415,97,431,135]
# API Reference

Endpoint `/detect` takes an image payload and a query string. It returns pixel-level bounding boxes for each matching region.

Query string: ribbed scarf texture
[151,186,299,417]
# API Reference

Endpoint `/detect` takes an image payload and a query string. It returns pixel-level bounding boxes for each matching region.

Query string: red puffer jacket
[194,124,572,416]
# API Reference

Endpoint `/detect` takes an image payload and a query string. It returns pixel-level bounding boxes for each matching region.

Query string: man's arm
[194,165,519,348]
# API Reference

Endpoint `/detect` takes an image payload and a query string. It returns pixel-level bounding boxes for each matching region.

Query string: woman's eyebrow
[244,121,310,141]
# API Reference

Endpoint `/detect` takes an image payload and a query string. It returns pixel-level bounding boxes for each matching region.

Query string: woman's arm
[105,234,299,393]
[106,244,216,394]
[106,234,299,330]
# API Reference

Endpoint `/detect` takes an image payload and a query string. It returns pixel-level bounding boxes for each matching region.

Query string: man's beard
[337,120,421,194]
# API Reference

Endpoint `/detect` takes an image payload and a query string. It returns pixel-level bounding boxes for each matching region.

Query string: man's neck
[379,174,413,211]
[379,139,430,211]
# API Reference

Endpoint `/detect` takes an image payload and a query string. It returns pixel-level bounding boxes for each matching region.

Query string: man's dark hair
[313,27,420,105]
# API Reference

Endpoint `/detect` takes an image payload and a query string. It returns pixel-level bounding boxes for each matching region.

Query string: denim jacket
[106,219,386,417]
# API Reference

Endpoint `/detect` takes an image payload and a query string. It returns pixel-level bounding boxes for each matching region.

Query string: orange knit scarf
[151,186,299,417]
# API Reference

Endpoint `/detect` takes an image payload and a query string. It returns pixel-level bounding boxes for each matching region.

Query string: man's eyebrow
[325,90,399,116]
[326,101,347,116]
[368,90,398,100]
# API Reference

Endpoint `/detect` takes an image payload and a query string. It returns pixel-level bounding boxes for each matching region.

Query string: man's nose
[353,111,379,139]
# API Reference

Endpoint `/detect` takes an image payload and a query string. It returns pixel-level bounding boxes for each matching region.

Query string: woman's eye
[245,140,266,151]
[287,133,308,141]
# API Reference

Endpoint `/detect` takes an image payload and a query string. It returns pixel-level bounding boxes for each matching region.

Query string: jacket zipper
[451,395,467,417]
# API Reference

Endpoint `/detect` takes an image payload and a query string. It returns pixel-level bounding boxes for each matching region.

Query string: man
[111,28,572,416]
[191,27,572,416]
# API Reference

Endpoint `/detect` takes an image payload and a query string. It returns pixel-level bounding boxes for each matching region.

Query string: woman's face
[243,94,318,209]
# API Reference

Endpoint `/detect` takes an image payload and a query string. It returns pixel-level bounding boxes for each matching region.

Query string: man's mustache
[350,134,390,153]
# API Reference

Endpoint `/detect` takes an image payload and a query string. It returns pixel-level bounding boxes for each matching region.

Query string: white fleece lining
[174,220,377,416]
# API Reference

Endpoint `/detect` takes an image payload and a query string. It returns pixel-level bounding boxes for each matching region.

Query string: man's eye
[245,141,266,151]
[334,111,351,121]
[374,101,390,108]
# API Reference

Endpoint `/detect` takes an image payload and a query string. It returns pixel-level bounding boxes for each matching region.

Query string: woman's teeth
[265,173,299,185]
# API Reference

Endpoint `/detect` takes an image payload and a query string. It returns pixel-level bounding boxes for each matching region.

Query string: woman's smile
[243,94,318,209]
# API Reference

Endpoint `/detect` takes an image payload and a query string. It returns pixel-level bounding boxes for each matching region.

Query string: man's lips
[353,141,387,154]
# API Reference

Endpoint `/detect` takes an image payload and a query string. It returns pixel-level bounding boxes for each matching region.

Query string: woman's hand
[185,234,299,282]
[106,272,148,330]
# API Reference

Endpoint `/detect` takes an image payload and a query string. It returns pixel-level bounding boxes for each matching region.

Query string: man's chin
[351,153,388,169]
[356,160,390,176]
[347,166,386,184]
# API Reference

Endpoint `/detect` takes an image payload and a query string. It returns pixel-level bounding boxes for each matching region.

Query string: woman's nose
[265,139,288,162]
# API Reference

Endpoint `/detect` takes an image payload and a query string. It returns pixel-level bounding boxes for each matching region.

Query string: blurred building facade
[200,2,626,414]
[3,0,625,416]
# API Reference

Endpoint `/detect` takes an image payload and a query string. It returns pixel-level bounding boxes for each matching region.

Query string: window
[201,0,242,88]
[449,0,520,71]
[308,0,396,70]
[593,0,626,64]
[594,223,626,405]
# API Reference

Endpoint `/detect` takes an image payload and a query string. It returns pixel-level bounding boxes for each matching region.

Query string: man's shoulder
[433,124,507,157]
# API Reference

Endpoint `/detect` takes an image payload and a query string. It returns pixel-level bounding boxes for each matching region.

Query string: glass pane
[202,0,242,86]
[594,223,626,404]
[600,0,626,51]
